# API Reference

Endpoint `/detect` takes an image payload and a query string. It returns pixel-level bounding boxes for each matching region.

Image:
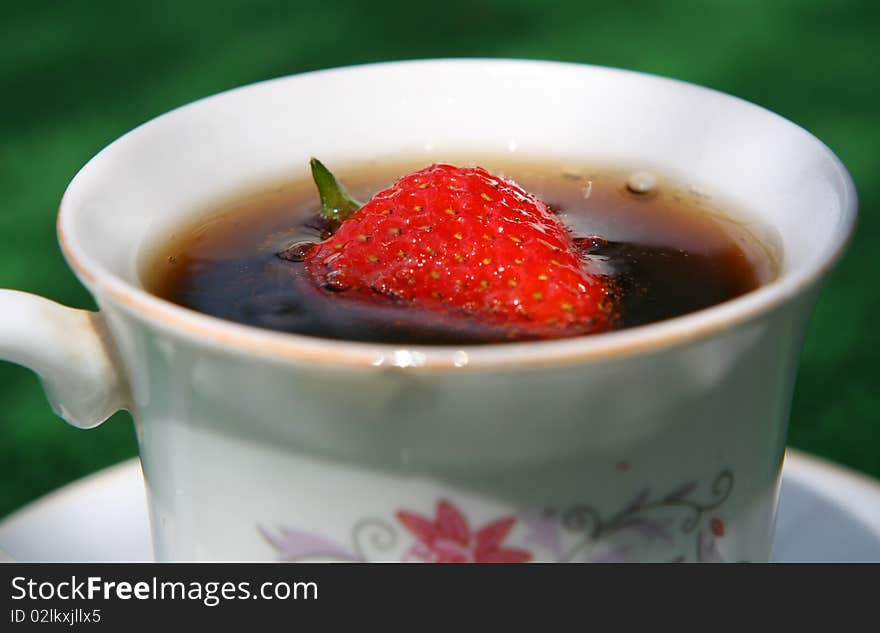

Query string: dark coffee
[143,157,777,344]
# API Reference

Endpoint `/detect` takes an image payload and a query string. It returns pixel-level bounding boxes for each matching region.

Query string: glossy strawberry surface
[305,164,614,338]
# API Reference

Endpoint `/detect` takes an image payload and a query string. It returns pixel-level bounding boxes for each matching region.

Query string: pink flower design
[396,499,532,563]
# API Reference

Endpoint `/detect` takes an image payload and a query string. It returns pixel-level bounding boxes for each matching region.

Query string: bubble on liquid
[573,235,609,254]
[574,236,617,276]
[626,171,658,195]
[277,240,316,262]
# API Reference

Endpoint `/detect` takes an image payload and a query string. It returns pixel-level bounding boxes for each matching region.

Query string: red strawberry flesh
[304,163,614,339]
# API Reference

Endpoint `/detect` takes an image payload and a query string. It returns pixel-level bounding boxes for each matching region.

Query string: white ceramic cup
[0,60,856,562]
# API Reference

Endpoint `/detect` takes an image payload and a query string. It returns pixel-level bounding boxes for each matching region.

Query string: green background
[1,0,878,518]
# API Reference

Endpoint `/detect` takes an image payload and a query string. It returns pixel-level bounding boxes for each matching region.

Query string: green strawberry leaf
[310,158,362,224]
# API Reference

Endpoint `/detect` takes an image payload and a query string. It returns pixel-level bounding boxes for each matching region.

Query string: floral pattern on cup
[259,468,733,562]
[397,501,531,563]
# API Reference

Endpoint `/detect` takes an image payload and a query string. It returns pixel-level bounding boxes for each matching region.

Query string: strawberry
[302,159,615,339]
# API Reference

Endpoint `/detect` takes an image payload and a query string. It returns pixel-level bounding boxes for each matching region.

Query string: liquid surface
[143,157,777,344]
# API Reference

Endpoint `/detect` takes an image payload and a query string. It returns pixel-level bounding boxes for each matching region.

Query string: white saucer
[1,448,879,562]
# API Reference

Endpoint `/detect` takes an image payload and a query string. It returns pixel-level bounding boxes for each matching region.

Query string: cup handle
[0,290,129,428]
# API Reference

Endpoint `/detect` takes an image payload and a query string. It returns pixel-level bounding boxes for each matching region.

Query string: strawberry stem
[310,158,362,224]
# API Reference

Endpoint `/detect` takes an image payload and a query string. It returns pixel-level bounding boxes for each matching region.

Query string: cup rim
[57,58,859,370]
